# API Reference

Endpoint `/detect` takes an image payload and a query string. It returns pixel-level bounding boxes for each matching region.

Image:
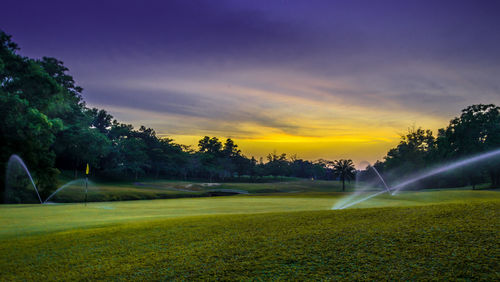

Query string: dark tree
[333,159,356,191]
[439,104,500,187]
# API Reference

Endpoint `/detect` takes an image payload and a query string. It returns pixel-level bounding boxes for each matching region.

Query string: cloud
[3,0,500,163]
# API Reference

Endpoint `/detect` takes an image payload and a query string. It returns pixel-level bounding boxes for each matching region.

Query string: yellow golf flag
[86,163,90,175]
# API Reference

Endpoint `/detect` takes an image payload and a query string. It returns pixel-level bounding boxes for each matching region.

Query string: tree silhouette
[439,104,500,187]
[333,159,356,192]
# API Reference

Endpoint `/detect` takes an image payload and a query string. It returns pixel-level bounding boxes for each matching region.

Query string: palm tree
[333,159,356,192]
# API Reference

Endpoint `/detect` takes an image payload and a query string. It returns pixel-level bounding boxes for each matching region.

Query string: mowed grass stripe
[0,196,340,239]
[1,201,498,280]
[1,190,499,239]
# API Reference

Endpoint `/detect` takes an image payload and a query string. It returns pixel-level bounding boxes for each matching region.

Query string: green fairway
[0,195,339,238]
[334,189,500,209]
[1,189,498,239]
[0,189,499,280]
[46,178,355,202]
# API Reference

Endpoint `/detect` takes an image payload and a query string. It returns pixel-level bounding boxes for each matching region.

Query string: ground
[0,185,499,280]
[48,178,351,202]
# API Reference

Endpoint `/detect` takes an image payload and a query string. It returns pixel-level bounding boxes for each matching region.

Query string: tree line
[1,30,499,201]
[0,31,356,200]
[360,104,500,189]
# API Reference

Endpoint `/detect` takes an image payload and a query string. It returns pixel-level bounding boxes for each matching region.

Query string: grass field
[42,178,356,203]
[47,177,495,203]
[1,189,499,280]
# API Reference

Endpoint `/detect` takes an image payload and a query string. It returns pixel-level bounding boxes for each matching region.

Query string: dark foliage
[362,105,500,189]
[1,29,499,200]
[0,31,336,199]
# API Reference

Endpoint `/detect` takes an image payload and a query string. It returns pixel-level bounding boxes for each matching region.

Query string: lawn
[44,176,497,204]
[0,189,498,280]
[40,178,353,203]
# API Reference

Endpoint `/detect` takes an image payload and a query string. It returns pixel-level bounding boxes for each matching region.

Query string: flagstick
[85,176,88,207]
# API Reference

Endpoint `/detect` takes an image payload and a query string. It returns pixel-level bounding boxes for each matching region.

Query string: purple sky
[2,0,500,163]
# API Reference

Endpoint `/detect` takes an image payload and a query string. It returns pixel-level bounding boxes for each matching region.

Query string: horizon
[2,0,499,166]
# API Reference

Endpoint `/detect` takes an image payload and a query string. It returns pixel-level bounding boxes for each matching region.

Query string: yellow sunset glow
[102,69,459,167]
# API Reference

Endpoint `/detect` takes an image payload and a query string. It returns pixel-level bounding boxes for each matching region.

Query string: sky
[2,0,500,166]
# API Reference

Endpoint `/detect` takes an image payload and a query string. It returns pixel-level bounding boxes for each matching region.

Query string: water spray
[43,179,85,203]
[5,155,94,204]
[6,155,43,204]
[390,148,500,195]
[371,166,391,193]
[333,148,500,210]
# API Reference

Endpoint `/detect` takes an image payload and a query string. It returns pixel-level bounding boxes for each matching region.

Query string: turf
[1,190,498,239]
[0,190,499,280]
[46,177,496,203]
[45,179,355,203]
[0,195,340,238]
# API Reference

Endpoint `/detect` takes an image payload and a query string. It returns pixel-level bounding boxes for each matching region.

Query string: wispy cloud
[3,0,500,163]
